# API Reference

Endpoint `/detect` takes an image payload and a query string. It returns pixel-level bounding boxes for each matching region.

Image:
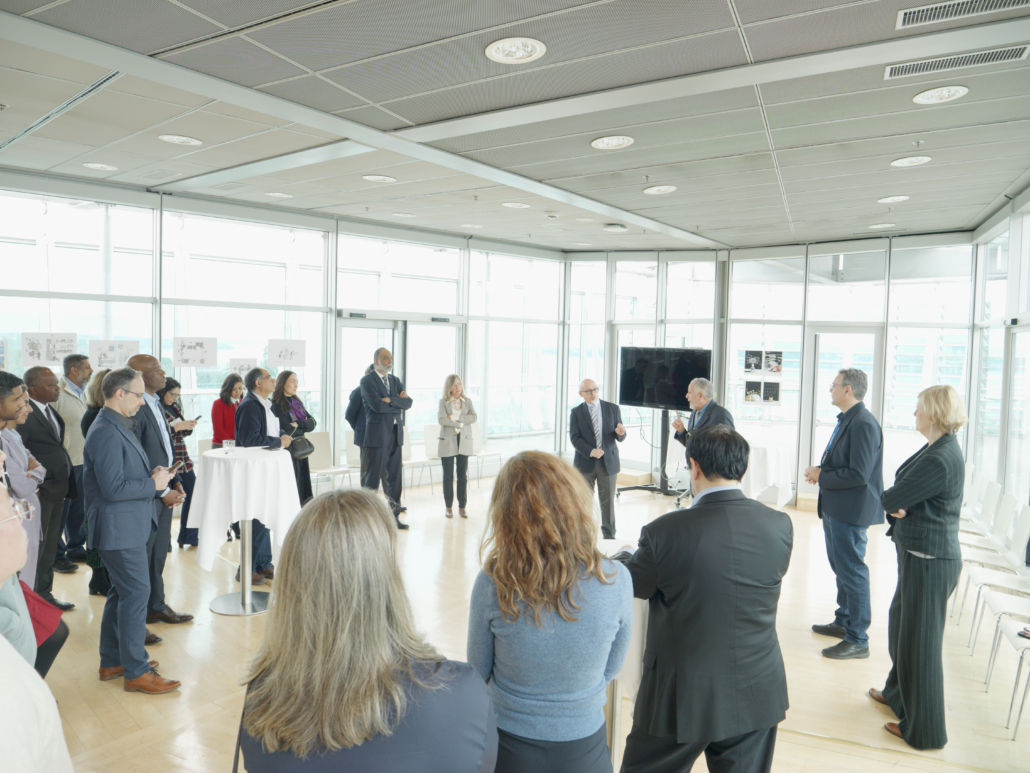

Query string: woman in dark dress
[156,378,199,547]
[270,371,315,505]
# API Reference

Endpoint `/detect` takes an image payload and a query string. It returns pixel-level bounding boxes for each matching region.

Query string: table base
[210,590,269,616]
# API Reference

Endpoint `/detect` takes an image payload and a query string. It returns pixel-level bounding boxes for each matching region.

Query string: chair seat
[968,565,1030,594]
[985,591,1030,619]
[960,533,1006,552]
[310,464,350,475]
[962,547,1025,573]
[960,519,990,535]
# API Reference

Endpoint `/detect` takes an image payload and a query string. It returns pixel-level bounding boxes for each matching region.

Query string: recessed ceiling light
[573,242,592,246]
[913,85,968,105]
[485,38,547,64]
[461,224,483,228]
[158,134,203,146]
[891,156,931,167]
[877,195,910,204]
[575,217,594,222]
[392,212,416,218]
[602,224,628,233]
[590,135,634,150]
[82,162,117,171]
[362,174,397,183]
[643,185,677,195]
[502,202,531,209]
[868,223,896,229]
[265,192,293,198]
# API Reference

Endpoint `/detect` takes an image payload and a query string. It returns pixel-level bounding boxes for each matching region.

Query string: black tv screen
[618,347,712,412]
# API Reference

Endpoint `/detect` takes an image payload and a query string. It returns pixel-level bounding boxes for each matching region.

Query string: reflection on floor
[46,476,1027,772]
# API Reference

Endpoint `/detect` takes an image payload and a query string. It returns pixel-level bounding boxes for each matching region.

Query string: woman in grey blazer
[870,384,967,750]
[438,375,477,519]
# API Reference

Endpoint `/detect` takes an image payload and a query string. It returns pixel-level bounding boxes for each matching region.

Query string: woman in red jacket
[212,373,244,448]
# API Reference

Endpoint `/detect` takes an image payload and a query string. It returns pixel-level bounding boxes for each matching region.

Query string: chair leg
[967,585,984,644]
[1013,658,1030,741]
[1007,651,1027,728]
[987,620,1004,690]
[970,599,988,655]
[956,575,972,625]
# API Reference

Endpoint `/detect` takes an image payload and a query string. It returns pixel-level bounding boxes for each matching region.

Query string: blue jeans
[251,519,272,572]
[822,515,871,646]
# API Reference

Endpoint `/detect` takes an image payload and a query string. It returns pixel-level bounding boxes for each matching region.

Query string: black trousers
[58,465,86,559]
[359,447,390,495]
[364,436,403,515]
[882,546,962,750]
[441,454,468,509]
[34,619,68,679]
[621,725,777,773]
[496,725,612,773]
[34,490,66,597]
[146,502,173,613]
[176,469,199,546]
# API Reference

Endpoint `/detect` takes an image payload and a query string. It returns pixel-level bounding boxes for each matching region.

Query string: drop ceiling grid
[783,156,1030,193]
[0,65,92,144]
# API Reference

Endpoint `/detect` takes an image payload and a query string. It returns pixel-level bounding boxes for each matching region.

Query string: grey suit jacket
[83,409,159,551]
[437,397,477,457]
[569,400,625,476]
[360,372,412,448]
[673,399,734,466]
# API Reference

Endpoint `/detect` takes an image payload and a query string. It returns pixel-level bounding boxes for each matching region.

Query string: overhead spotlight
[502,202,531,209]
[575,217,594,222]
[485,38,547,64]
[362,175,397,183]
[265,192,293,198]
[461,224,483,228]
[877,195,910,203]
[891,156,931,167]
[83,162,117,171]
[158,134,203,145]
[913,86,968,105]
[643,185,677,195]
[544,211,559,219]
[602,224,628,233]
[591,135,634,150]
[392,212,416,217]
[868,223,896,229]
[573,242,592,246]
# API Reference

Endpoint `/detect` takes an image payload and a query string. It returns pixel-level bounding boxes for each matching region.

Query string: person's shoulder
[417,660,491,709]
[471,569,497,598]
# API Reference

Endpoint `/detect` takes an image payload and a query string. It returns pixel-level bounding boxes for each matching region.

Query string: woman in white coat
[438,375,477,519]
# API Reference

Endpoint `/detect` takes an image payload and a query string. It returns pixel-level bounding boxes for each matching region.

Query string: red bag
[19,580,62,646]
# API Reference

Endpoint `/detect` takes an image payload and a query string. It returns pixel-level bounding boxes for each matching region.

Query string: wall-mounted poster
[762,381,780,404]
[744,350,763,373]
[89,340,140,370]
[268,339,306,368]
[763,351,783,374]
[229,358,257,379]
[0,340,6,371]
[744,381,763,402]
[22,333,77,368]
[173,337,217,367]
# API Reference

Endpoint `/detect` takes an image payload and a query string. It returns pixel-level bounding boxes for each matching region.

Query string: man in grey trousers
[569,379,626,539]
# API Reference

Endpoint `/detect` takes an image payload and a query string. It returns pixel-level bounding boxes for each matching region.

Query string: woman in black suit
[869,384,967,750]
[271,371,315,505]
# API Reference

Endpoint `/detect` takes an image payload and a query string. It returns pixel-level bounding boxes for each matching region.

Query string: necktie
[591,405,601,448]
[688,409,697,432]
[382,375,390,392]
[44,406,61,441]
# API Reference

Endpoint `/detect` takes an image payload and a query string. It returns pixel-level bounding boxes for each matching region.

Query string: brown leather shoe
[145,628,162,645]
[99,660,159,681]
[869,687,887,705]
[260,564,275,579]
[884,722,904,740]
[124,669,180,694]
[146,607,194,624]
[235,566,267,585]
[459,508,468,519]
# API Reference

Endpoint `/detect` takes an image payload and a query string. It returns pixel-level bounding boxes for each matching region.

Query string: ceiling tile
[109,159,219,184]
[50,147,163,176]
[0,67,86,144]
[105,75,212,107]
[258,75,367,112]
[163,36,307,88]
[176,0,323,29]
[0,39,109,84]
[181,128,327,167]
[334,105,413,131]
[104,110,277,159]
[202,102,289,126]
[0,135,96,170]
[33,90,188,146]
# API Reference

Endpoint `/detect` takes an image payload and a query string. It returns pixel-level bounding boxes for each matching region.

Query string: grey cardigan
[438,397,477,457]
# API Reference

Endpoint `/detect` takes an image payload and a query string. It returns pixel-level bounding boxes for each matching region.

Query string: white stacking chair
[962,480,1002,536]
[962,492,1020,555]
[307,430,351,493]
[957,505,1030,626]
[970,589,1030,657]
[402,424,439,492]
[197,438,212,457]
[345,430,361,476]
[961,470,986,518]
[468,422,501,487]
[984,619,1030,740]
[963,462,975,498]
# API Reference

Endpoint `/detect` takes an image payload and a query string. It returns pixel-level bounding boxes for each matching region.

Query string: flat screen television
[618,347,712,412]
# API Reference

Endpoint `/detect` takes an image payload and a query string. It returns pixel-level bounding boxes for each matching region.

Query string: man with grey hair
[672,377,735,470]
[360,348,412,529]
[805,368,883,660]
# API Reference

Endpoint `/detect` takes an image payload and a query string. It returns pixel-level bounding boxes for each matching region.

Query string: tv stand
[616,409,683,499]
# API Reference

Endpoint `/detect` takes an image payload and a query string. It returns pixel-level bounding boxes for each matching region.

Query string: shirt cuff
[160,487,170,497]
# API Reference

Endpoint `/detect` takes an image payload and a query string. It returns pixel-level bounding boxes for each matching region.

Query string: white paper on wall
[0,340,6,371]
[268,339,306,367]
[22,333,77,368]
[89,340,140,370]
[229,358,257,378]
[173,337,217,367]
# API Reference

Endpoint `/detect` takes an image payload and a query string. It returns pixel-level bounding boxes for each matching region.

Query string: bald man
[569,379,626,539]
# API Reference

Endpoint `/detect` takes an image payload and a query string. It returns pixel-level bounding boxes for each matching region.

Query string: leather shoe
[89,586,110,597]
[146,607,194,624]
[398,506,408,513]
[235,566,267,585]
[869,687,888,705]
[123,668,181,694]
[811,622,846,638]
[52,557,78,574]
[884,722,904,740]
[99,660,159,681]
[396,520,409,530]
[145,629,162,645]
[459,509,468,519]
[43,595,74,611]
[260,564,275,579]
[822,641,869,659]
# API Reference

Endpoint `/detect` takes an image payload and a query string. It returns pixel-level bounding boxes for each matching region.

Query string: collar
[691,484,740,506]
[256,393,273,409]
[694,400,710,416]
[101,406,136,432]
[143,392,160,408]
[835,401,863,422]
[63,379,86,400]
[29,398,53,415]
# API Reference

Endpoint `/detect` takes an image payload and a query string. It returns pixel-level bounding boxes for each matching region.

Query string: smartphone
[194,415,203,421]
[1019,629,1030,639]
[168,460,184,474]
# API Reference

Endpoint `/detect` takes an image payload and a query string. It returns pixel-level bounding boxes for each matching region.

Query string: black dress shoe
[812,622,846,638]
[44,596,75,611]
[396,520,410,530]
[52,557,79,574]
[822,640,869,659]
[89,584,110,596]
[147,607,194,624]
[67,551,88,563]
[398,506,408,514]
[145,629,162,645]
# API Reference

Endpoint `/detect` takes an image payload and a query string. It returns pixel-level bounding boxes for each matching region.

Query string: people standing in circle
[156,378,199,548]
[271,371,316,505]
[80,368,112,597]
[438,374,476,519]
[212,373,244,450]
[360,349,412,530]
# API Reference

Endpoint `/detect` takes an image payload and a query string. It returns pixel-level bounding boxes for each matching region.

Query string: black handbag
[288,436,314,460]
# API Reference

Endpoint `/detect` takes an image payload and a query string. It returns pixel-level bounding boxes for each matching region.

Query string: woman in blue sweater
[468,451,634,773]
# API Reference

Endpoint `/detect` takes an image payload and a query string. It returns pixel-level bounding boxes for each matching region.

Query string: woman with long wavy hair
[240,489,497,773]
[468,451,633,773]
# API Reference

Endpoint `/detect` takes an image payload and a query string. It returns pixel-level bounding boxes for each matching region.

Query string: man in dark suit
[17,366,78,610]
[671,377,734,468]
[805,368,884,660]
[84,367,180,694]
[360,348,412,529]
[569,378,625,538]
[125,355,192,627]
[621,425,793,773]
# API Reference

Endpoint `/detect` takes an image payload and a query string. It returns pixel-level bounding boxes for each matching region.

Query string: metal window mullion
[876,237,892,426]
[153,195,163,359]
[326,225,338,464]
[161,297,332,313]
[713,251,730,401]
[792,244,812,507]
[558,260,572,455]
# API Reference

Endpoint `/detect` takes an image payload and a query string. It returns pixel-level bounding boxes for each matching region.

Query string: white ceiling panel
[32,89,189,146]
[0,135,96,170]
[104,109,280,160]
[50,147,163,177]
[0,67,86,143]
[0,38,109,83]
[181,128,329,166]
[106,75,213,107]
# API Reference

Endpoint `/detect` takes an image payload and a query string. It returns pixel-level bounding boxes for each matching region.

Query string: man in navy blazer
[671,378,735,468]
[805,368,884,660]
[83,367,179,694]
[569,378,626,538]
[360,348,412,529]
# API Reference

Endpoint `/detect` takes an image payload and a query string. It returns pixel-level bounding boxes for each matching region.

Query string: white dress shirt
[29,398,61,440]
[142,393,174,465]
[257,394,279,440]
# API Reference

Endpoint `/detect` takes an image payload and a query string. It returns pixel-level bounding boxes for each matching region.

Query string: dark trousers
[58,465,86,559]
[251,520,272,572]
[359,447,389,495]
[99,541,152,680]
[146,502,173,613]
[582,459,616,538]
[621,725,777,773]
[496,725,611,773]
[177,469,199,546]
[34,619,68,679]
[35,491,66,598]
[821,515,871,645]
[882,546,962,750]
[441,454,468,509]
[364,436,403,515]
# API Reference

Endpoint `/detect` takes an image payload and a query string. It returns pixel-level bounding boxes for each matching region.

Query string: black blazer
[816,401,884,527]
[16,402,76,500]
[360,372,412,448]
[569,400,625,476]
[623,488,793,743]
[133,398,181,489]
[271,398,317,440]
[235,391,282,448]
[673,399,734,465]
[882,432,964,560]
[345,386,366,447]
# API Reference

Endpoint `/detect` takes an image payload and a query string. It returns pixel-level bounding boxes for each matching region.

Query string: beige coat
[437,397,477,457]
[54,377,87,466]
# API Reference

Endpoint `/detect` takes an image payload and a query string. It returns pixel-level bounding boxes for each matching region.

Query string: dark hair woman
[212,373,244,449]
[156,378,200,548]
[271,371,315,504]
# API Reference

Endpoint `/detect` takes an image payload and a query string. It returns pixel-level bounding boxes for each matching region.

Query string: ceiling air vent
[140,170,181,180]
[884,44,1028,79]
[897,0,1030,29]
[210,182,247,191]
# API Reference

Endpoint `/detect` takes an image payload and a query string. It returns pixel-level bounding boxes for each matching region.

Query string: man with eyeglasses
[570,379,626,539]
[0,372,45,586]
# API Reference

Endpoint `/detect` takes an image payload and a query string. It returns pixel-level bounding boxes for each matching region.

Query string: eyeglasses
[0,499,36,526]
[124,390,145,399]
[580,388,599,395]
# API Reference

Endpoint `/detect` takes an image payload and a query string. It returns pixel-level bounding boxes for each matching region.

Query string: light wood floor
[47,477,1029,773]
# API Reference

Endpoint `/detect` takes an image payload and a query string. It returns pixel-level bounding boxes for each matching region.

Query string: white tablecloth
[740,445,793,510]
[599,538,650,703]
[192,448,302,572]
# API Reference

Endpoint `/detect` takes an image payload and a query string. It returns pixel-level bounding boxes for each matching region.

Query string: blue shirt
[690,400,710,428]
[66,379,86,404]
[691,484,740,506]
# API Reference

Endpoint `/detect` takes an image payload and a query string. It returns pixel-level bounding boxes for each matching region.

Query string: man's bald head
[578,379,600,404]
[127,354,165,394]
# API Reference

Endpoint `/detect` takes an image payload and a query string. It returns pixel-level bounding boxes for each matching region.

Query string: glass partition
[665,261,715,320]
[470,252,561,319]
[338,234,459,313]
[1006,328,1030,503]
[889,245,973,324]
[974,326,1005,480]
[614,261,657,321]
[806,250,885,322]
[730,257,805,320]
[982,232,1009,322]
[570,262,606,322]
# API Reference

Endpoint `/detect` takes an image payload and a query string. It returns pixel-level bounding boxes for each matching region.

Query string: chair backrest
[978,480,1002,525]
[424,424,440,460]
[964,462,975,493]
[471,421,483,452]
[964,470,985,509]
[345,430,360,467]
[306,431,332,469]
[1008,504,1030,560]
[402,426,411,462]
[991,492,1019,540]
[197,438,212,457]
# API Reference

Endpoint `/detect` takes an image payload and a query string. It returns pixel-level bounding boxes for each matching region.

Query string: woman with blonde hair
[468,451,633,773]
[239,488,497,773]
[437,374,477,518]
[869,385,967,749]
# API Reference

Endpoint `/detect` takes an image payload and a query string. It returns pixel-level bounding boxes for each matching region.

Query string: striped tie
[591,405,601,448]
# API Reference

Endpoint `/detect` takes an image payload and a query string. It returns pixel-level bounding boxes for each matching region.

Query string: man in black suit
[17,366,78,610]
[671,377,735,469]
[360,348,412,529]
[569,378,625,538]
[125,354,192,627]
[622,425,793,773]
[804,368,883,660]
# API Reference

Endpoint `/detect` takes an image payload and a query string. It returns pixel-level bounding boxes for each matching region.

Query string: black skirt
[495,725,612,773]
[292,454,313,504]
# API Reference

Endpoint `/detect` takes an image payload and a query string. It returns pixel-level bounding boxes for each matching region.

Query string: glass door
[337,319,397,466]
[405,323,461,457]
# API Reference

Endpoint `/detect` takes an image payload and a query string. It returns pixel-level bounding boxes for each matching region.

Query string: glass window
[983,232,1009,322]
[806,251,886,322]
[889,245,973,324]
[338,235,459,314]
[567,323,605,428]
[404,324,458,453]
[665,261,715,320]
[974,326,1005,481]
[470,252,561,319]
[570,262,606,322]
[163,212,326,307]
[615,327,656,469]
[1006,328,1030,503]
[730,257,805,320]
[614,261,657,321]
